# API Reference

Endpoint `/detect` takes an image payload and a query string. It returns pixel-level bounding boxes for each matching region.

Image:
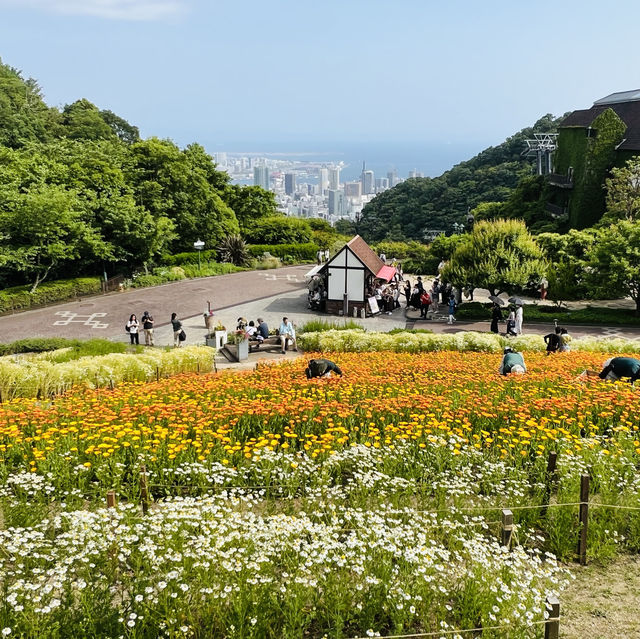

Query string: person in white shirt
[515,305,523,335]
[279,316,297,354]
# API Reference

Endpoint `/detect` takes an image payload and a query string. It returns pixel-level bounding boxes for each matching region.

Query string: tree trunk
[30,265,52,294]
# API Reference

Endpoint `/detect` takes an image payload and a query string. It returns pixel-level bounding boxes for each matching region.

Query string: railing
[101,274,125,293]
[548,173,573,188]
[545,202,568,219]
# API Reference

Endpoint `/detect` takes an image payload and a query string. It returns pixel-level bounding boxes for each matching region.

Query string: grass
[0,337,134,358]
[456,301,640,325]
[299,318,365,333]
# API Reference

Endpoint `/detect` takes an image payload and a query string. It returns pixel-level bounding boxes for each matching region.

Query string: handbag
[125,324,130,333]
[178,329,187,342]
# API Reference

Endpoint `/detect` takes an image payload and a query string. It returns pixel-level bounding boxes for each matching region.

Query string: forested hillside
[0,60,277,289]
[357,114,564,242]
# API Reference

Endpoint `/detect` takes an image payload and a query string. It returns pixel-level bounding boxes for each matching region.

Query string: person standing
[447,295,457,324]
[126,314,139,345]
[141,311,154,346]
[539,277,549,301]
[420,290,432,319]
[171,312,183,348]
[403,281,412,308]
[515,305,523,335]
[279,317,297,353]
[490,303,502,334]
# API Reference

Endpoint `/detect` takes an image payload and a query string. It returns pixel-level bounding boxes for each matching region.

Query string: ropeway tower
[523,133,558,175]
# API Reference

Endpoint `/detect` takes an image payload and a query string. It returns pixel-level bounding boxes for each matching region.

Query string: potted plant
[225,329,249,361]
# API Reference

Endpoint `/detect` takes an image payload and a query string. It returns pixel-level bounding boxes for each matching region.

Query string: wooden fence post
[501,509,513,548]
[542,451,558,517]
[577,474,589,565]
[140,465,151,515]
[106,490,117,509]
[156,366,160,382]
[544,595,560,639]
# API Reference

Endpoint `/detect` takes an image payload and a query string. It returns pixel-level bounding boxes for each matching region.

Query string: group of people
[491,304,524,336]
[404,277,459,324]
[126,311,186,347]
[368,282,403,314]
[236,316,297,354]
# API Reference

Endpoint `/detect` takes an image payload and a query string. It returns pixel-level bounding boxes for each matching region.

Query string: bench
[249,335,296,354]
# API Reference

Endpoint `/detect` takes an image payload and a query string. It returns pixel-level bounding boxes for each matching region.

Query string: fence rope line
[346,615,559,639]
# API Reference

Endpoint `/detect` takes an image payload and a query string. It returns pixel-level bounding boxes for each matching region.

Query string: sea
[210,140,487,183]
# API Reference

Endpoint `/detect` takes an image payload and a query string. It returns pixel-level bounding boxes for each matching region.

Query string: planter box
[226,339,249,361]
[205,337,217,348]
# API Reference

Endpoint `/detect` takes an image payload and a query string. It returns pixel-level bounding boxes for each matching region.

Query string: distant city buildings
[217,152,417,224]
[253,165,270,190]
[284,172,297,195]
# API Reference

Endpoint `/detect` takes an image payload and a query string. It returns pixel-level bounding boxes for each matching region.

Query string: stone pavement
[0,265,310,342]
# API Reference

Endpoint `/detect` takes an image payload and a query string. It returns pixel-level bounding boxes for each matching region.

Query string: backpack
[178,329,187,342]
[125,324,130,333]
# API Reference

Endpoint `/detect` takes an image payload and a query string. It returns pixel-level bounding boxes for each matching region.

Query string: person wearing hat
[305,358,343,379]
[499,347,526,375]
[582,357,640,383]
[141,310,154,346]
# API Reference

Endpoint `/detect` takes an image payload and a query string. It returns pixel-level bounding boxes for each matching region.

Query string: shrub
[0,338,73,356]
[162,249,218,266]
[243,216,313,245]
[247,243,319,262]
[180,262,242,278]
[300,319,365,333]
[254,256,281,270]
[0,345,216,400]
[217,234,251,266]
[0,277,102,314]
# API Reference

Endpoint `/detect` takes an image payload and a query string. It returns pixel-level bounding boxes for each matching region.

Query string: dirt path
[562,555,640,638]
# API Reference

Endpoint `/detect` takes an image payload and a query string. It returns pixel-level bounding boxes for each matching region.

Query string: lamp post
[193,239,205,273]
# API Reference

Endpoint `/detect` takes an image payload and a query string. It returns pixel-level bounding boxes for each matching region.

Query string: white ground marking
[53,311,109,329]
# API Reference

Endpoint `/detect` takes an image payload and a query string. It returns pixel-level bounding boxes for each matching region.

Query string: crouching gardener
[499,347,526,375]
[305,358,343,379]
[582,357,640,384]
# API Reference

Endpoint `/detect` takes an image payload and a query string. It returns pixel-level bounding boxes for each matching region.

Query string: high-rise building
[344,181,362,198]
[284,173,297,195]
[387,169,398,188]
[375,177,389,192]
[254,165,270,190]
[362,170,374,195]
[408,169,424,179]
[329,166,341,190]
[214,152,227,166]
[318,168,329,195]
[328,189,345,216]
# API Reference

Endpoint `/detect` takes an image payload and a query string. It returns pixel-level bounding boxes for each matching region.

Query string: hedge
[0,278,102,314]
[161,249,219,266]
[247,242,319,262]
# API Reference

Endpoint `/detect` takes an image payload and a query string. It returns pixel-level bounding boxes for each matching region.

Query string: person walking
[490,303,502,334]
[171,312,183,348]
[515,305,523,335]
[420,290,432,319]
[447,295,457,324]
[539,277,549,301]
[141,311,154,346]
[126,314,139,345]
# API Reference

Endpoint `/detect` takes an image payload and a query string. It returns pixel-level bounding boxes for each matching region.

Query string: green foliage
[217,234,251,266]
[443,219,546,295]
[60,99,118,141]
[179,262,243,278]
[224,184,277,232]
[456,301,640,326]
[358,114,563,242]
[242,216,313,245]
[299,319,365,333]
[0,337,74,356]
[0,277,101,313]
[372,240,437,274]
[587,220,640,312]
[247,242,319,262]
[163,249,219,266]
[602,156,640,223]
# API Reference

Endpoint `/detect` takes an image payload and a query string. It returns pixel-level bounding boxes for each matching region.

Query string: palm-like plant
[217,234,250,266]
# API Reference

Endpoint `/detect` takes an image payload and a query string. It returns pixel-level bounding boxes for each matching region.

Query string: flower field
[0,350,639,637]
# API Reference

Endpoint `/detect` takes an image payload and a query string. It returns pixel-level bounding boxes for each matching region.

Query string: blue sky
[1,0,639,163]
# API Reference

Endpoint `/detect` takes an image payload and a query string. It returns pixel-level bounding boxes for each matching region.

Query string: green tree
[243,216,312,245]
[442,219,546,295]
[99,109,140,144]
[60,99,117,141]
[224,184,277,231]
[587,220,640,313]
[602,157,640,223]
[0,59,59,148]
[0,184,111,291]
[128,138,238,250]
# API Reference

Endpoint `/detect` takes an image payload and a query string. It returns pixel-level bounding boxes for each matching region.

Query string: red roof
[376,265,396,282]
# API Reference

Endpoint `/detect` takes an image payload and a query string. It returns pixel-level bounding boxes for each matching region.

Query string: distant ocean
[214,140,486,182]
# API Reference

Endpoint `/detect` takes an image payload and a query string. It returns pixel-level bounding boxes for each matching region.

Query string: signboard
[367,297,380,315]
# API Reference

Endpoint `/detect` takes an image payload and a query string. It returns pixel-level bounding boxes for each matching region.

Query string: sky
[1,0,640,168]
